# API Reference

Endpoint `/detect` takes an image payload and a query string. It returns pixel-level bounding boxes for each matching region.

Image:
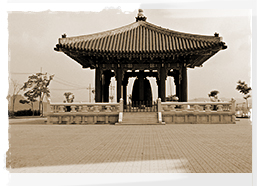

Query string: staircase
[120,112,162,125]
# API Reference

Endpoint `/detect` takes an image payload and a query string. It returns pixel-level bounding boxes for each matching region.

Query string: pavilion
[54,9,227,106]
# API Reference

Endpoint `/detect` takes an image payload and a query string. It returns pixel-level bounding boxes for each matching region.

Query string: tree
[208,90,219,98]
[19,89,37,115]
[21,72,54,116]
[64,92,75,103]
[208,90,220,110]
[8,79,22,116]
[236,80,251,110]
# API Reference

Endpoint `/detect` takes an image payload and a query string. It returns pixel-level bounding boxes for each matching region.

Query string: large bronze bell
[131,77,152,107]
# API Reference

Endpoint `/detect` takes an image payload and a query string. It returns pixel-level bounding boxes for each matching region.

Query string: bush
[8,111,15,118]
[12,109,40,116]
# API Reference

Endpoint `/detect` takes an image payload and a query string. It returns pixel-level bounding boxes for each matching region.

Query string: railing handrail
[50,102,119,106]
[162,101,232,105]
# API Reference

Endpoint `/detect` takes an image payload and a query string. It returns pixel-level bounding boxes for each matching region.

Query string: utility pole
[40,67,43,116]
[86,84,94,102]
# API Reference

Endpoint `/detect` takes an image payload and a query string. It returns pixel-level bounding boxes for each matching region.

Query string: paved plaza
[6,119,252,173]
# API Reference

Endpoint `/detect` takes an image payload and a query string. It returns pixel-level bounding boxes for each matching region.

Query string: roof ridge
[59,20,221,45]
[143,21,220,42]
[59,22,140,44]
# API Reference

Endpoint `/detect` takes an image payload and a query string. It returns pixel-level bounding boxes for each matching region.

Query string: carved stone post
[118,98,123,123]
[230,98,236,123]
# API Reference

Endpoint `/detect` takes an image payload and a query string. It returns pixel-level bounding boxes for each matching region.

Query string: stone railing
[161,99,236,124]
[47,102,120,124]
[46,98,236,125]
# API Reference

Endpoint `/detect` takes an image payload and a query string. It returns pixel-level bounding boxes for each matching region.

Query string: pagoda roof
[54,10,227,68]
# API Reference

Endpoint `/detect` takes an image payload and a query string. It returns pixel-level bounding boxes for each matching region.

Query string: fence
[47,102,120,124]
[124,100,157,112]
[46,98,236,124]
[161,100,236,124]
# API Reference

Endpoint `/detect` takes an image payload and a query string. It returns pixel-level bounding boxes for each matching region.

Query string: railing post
[94,106,100,112]
[59,105,65,113]
[205,104,212,112]
[194,105,199,112]
[217,105,223,112]
[230,98,236,123]
[230,98,236,113]
[157,98,162,112]
[118,98,123,123]
[105,105,111,112]
[157,98,164,124]
[170,104,176,111]
[70,105,76,113]
[77,105,82,112]
[82,105,89,112]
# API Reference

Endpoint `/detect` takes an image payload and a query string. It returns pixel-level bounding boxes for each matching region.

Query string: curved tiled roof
[55,21,226,55]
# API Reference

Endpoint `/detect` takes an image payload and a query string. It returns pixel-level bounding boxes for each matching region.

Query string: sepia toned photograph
[2,3,254,186]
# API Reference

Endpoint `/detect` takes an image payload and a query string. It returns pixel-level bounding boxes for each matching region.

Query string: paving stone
[6,119,252,173]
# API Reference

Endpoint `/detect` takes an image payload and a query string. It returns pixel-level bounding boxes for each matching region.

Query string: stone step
[121,112,160,125]
[120,122,163,125]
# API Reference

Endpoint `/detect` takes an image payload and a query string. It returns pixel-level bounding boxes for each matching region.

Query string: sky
[7,8,252,103]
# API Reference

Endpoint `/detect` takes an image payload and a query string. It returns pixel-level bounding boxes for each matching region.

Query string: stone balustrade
[47,102,120,124]
[47,99,236,125]
[161,100,236,124]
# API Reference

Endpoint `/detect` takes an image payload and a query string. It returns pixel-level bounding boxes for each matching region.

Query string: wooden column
[157,79,161,99]
[138,71,144,101]
[160,65,166,102]
[103,70,111,102]
[95,67,102,102]
[122,75,129,106]
[101,74,105,102]
[181,64,188,102]
[116,67,122,102]
[173,69,181,102]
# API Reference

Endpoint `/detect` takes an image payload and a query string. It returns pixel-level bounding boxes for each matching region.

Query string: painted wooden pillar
[160,65,166,102]
[157,79,161,100]
[101,74,105,102]
[173,69,181,102]
[122,75,129,106]
[95,67,102,102]
[181,64,188,102]
[138,71,144,101]
[103,70,111,102]
[116,67,122,102]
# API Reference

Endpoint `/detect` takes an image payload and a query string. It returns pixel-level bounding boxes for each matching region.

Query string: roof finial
[136,9,147,22]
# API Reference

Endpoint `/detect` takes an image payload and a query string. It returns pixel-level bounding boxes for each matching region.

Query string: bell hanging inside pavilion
[131,77,152,107]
